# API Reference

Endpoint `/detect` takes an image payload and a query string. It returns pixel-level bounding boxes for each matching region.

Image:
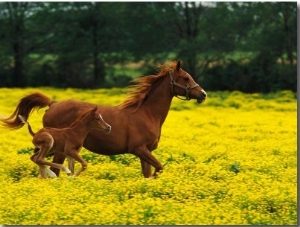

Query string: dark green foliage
[0,2,296,92]
[17,147,34,155]
[204,59,297,93]
[230,162,241,174]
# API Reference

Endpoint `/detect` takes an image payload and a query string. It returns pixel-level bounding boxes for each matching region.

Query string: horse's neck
[139,75,173,125]
[69,119,93,142]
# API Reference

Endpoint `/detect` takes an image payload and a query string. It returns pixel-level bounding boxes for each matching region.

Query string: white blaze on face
[201,89,207,98]
[98,114,106,126]
[99,114,111,132]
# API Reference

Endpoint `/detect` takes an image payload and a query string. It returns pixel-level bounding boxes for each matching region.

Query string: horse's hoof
[45,168,57,178]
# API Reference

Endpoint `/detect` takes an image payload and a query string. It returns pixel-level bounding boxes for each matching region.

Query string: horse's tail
[0,92,54,130]
[18,115,35,137]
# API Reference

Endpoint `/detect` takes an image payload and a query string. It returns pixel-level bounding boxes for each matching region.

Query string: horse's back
[43,99,94,128]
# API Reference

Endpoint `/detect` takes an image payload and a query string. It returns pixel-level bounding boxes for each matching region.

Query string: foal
[18,106,111,178]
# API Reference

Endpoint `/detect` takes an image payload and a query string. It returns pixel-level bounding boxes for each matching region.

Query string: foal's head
[81,106,111,133]
[95,113,111,133]
[169,61,207,103]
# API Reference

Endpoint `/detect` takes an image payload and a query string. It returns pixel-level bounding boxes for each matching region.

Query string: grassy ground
[0,88,297,225]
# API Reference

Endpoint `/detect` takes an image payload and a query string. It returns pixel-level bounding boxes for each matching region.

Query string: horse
[0,61,207,178]
[18,106,111,178]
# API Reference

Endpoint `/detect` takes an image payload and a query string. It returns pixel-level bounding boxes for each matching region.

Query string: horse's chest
[128,120,161,151]
[143,128,161,151]
[149,137,160,151]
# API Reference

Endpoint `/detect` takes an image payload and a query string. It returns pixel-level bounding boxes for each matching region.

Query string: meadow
[0,87,297,225]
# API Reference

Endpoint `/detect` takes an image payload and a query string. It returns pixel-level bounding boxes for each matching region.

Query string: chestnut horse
[1,61,207,178]
[18,106,111,178]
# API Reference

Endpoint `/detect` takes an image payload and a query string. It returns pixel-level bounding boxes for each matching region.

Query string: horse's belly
[83,129,129,155]
[88,148,127,156]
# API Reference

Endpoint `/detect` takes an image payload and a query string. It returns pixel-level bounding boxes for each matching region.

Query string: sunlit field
[0,87,297,225]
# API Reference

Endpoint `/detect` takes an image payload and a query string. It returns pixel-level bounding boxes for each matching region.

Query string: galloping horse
[1,61,207,178]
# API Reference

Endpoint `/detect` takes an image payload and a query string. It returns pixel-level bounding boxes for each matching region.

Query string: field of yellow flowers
[0,87,297,225]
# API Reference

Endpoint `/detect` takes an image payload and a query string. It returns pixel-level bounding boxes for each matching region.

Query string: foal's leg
[38,165,57,178]
[31,151,55,178]
[31,152,47,178]
[32,133,71,176]
[31,153,57,178]
[38,165,48,178]
[67,156,75,174]
[65,149,88,177]
[44,166,57,178]
[32,149,71,177]
[36,159,72,175]
[133,146,163,178]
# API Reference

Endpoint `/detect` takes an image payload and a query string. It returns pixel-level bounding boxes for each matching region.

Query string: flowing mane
[119,61,177,110]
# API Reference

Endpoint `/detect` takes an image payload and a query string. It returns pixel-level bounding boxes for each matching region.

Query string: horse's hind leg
[39,165,57,178]
[30,150,52,178]
[44,166,57,178]
[38,165,48,178]
[37,158,71,176]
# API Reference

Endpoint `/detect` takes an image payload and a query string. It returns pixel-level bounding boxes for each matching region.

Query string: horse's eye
[184,77,189,82]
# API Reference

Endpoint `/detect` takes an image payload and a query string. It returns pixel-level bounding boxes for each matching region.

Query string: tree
[0,2,54,86]
[0,2,29,86]
[239,2,297,92]
[160,2,240,80]
[30,2,131,87]
[0,2,296,91]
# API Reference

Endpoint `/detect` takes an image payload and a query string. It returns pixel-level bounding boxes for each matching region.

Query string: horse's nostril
[201,89,207,97]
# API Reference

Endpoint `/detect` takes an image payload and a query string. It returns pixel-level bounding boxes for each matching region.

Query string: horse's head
[169,61,207,103]
[91,107,112,133]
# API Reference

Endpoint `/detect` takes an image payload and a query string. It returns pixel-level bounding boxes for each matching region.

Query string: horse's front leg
[133,147,163,178]
[64,149,87,177]
[140,159,152,178]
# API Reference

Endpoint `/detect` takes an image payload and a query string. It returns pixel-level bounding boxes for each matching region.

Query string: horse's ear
[175,60,181,71]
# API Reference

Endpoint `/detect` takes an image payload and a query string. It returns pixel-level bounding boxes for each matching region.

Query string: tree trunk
[91,3,105,87]
[282,8,294,65]
[12,41,24,86]
[7,2,27,87]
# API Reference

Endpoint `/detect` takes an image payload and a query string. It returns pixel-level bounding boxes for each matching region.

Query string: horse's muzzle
[105,125,112,134]
[197,89,207,103]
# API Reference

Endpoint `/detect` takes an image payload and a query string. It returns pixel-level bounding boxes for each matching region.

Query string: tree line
[0,2,297,92]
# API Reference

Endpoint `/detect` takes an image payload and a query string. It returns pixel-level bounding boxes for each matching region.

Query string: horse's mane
[119,62,177,110]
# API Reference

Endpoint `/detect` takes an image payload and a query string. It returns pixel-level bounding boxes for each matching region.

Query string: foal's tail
[18,115,35,136]
[0,92,54,130]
